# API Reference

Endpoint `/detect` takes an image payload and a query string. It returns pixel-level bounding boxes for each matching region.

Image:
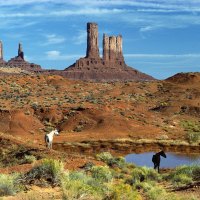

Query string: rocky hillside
[0,72,199,145]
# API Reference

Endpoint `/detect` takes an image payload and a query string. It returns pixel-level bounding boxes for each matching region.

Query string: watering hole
[125,152,200,168]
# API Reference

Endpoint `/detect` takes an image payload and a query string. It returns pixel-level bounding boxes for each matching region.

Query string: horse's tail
[152,155,156,163]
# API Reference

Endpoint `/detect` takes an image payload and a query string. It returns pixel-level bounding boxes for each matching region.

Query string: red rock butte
[63,22,155,82]
[0,42,42,72]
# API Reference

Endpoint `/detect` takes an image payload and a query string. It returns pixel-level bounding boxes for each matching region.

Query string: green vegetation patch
[166,164,200,187]
[181,120,200,143]
[0,174,21,196]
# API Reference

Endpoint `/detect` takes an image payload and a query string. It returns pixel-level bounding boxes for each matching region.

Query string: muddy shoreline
[54,139,200,156]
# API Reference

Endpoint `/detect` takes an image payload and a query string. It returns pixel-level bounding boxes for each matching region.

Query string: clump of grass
[0,174,21,196]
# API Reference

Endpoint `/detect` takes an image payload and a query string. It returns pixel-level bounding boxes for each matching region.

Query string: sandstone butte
[0,22,155,82]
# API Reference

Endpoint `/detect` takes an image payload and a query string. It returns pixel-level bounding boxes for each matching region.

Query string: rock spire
[18,42,24,60]
[86,23,100,58]
[0,40,3,60]
[103,34,109,61]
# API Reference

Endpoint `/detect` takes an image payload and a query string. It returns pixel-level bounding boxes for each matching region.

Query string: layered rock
[7,43,42,72]
[64,22,154,81]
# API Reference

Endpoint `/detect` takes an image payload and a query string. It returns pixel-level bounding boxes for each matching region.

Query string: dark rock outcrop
[64,22,154,82]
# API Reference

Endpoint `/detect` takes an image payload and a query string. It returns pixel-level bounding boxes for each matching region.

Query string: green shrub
[146,185,166,200]
[61,171,105,200]
[108,182,142,200]
[96,152,126,168]
[90,166,113,182]
[131,167,160,183]
[23,159,64,186]
[137,181,180,200]
[181,120,200,143]
[96,152,113,163]
[24,155,36,164]
[0,174,20,196]
[186,132,200,143]
[166,165,200,186]
[171,174,193,186]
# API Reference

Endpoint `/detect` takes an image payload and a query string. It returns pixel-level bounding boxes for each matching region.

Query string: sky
[0,0,200,79]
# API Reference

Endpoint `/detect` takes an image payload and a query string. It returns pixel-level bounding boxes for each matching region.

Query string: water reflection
[125,152,200,168]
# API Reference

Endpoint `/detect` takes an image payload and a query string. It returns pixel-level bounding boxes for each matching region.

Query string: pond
[125,152,200,168]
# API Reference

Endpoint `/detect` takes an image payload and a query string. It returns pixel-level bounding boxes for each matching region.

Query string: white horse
[45,129,59,149]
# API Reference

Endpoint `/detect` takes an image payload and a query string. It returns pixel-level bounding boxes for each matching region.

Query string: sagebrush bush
[90,166,113,183]
[171,174,193,186]
[23,159,64,186]
[61,171,105,200]
[108,182,142,200]
[136,181,180,200]
[24,155,36,164]
[166,165,200,186]
[96,152,126,168]
[181,120,200,143]
[131,167,160,183]
[0,174,20,196]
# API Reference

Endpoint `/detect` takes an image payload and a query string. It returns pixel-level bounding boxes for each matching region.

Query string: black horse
[152,150,167,173]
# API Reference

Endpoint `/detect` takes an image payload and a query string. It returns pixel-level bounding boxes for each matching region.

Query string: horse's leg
[154,163,156,169]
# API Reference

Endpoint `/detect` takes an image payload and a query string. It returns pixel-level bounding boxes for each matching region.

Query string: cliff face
[64,22,154,82]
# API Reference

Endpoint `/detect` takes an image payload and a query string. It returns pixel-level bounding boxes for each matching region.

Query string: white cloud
[1,0,200,33]
[45,50,83,60]
[43,34,66,45]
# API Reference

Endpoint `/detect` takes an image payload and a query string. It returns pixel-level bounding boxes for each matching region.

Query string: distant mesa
[62,22,154,81]
[0,41,42,72]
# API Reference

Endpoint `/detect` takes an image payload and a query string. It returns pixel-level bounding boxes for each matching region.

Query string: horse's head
[54,129,59,135]
[160,150,167,158]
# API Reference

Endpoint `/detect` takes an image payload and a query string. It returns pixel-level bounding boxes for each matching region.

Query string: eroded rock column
[86,23,100,58]
[0,41,3,60]
[116,35,124,61]
[109,36,116,61]
[103,34,109,61]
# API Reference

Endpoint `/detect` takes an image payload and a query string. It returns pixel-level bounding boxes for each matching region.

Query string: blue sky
[0,0,200,79]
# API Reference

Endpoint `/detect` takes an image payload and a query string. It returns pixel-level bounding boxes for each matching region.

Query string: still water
[125,152,200,168]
